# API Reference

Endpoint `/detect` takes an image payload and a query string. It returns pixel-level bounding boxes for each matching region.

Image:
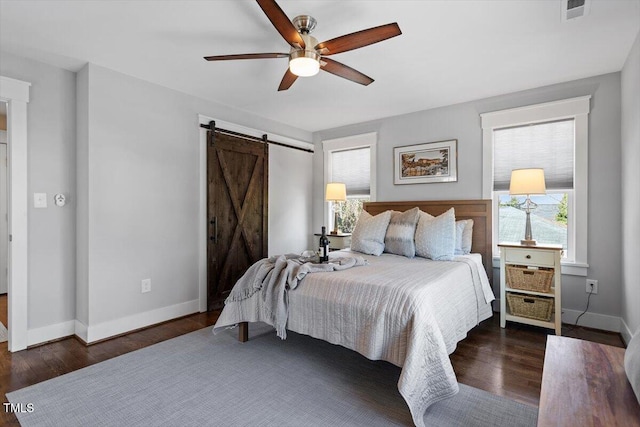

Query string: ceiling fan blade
[321,58,373,86]
[315,22,401,56]
[256,0,305,49]
[278,69,298,91]
[204,53,289,61]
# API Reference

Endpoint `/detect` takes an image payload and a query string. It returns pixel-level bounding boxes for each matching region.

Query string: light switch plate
[34,193,47,208]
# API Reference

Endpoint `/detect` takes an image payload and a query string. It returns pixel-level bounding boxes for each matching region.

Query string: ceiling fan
[204,0,402,91]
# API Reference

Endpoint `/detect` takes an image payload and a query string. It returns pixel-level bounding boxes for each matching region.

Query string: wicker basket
[506,293,553,321]
[506,265,554,293]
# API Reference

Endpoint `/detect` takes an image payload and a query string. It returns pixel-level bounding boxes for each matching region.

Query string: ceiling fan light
[289,50,320,77]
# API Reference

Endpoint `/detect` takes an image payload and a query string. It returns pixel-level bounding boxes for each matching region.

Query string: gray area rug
[8,323,537,426]
[0,321,7,343]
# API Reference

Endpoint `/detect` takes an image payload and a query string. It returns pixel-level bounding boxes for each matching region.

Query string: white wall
[268,144,313,256]
[621,31,640,341]
[76,64,313,341]
[314,72,624,329]
[0,52,77,331]
[78,63,200,331]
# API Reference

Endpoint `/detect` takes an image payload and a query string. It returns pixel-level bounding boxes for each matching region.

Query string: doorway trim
[1,76,31,352]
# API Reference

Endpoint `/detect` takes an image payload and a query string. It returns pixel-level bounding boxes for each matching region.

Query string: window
[494,120,573,255]
[481,97,590,275]
[330,147,370,232]
[323,133,377,233]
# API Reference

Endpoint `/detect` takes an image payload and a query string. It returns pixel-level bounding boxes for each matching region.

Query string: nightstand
[314,233,352,251]
[499,242,563,335]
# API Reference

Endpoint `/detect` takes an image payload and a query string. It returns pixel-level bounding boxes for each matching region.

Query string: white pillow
[384,207,420,258]
[350,210,392,256]
[455,219,474,255]
[415,208,456,261]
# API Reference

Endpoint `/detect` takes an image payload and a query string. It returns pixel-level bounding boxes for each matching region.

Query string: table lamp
[325,182,347,235]
[509,168,546,246]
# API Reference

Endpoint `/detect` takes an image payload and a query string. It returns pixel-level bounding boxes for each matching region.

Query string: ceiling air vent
[562,0,591,21]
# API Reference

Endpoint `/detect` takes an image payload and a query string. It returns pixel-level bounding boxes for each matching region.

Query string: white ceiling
[1,1,638,133]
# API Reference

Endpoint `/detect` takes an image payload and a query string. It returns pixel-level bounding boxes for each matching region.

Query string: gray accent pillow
[415,208,456,261]
[384,207,420,258]
[625,326,640,404]
[350,210,392,256]
[455,219,474,255]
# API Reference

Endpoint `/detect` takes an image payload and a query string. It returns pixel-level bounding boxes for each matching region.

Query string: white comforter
[214,251,495,427]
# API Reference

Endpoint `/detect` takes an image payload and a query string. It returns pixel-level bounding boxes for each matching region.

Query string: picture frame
[393,139,458,185]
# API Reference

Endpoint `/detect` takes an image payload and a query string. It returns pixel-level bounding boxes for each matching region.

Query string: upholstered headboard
[363,200,493,282]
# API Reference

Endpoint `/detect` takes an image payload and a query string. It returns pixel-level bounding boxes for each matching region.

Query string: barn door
[207,130,268,310]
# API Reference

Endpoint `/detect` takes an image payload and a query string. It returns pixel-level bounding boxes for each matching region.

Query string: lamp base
[332,210,341,236]
[520,202,537,246]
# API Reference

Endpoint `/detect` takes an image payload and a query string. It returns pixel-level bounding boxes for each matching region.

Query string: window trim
[481,96,590,276]
[322,132,377,230]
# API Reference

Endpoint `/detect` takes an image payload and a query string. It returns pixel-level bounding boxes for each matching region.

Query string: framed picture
[394,139,458,184]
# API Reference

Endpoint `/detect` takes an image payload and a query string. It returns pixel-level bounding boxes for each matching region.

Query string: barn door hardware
[210,217,218,243]
[199,121,313,153]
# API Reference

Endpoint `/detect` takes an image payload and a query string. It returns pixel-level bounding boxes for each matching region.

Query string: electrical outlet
[586,279,598,294]
[141,278,151,293]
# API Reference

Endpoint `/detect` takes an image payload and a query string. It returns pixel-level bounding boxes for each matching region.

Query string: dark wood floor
[0,293,624,425]
[450,316,624,408]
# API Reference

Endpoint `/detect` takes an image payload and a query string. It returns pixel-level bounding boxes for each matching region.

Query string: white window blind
[493,119,574,191]
[331,147,370,196]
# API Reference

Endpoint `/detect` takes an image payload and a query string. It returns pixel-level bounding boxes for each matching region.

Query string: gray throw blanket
[226,252,367,339]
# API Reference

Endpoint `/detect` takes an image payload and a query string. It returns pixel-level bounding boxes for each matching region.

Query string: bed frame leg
[238,322,248,342]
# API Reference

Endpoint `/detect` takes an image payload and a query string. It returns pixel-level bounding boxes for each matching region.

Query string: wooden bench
[538,335,640,426]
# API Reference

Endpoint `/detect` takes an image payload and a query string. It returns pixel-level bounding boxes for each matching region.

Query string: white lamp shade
[325,182,347,202]
[509,168,546,195]
[289,56,320,77]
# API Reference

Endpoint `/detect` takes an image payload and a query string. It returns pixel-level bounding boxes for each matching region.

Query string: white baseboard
[492,298,622,333]
[620,318,634,345]
[74,320,88,343]
[27,320,75,346]
[84,299,199,344]
[561,309,621,332]
[24,300,200,347]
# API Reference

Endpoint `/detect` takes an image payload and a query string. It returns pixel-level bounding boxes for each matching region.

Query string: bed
[213,200,494,427]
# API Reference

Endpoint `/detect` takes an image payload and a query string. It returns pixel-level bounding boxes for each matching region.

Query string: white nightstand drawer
[505,248,555,267]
